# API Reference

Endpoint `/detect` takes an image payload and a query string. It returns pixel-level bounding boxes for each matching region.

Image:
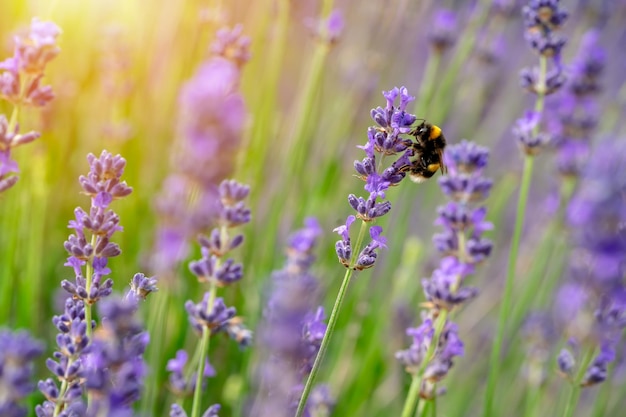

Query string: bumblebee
[401,121,447,183]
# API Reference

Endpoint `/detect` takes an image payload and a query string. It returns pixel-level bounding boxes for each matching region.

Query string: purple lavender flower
[250,219,332,417]
[0,329,44,417]
[166,350,216,396]
[549,30,605,177]
[36,299,88,415]
[38,151,149,416]
[305,9,344,44]
[62,151,132,308]
[428,9,458,52]
[334,87,416,269]
[553,138,626,386]
[82,297,149,416]
[152,28,249,276]
[398,140,492,398]
[173,179,251,414]
[513,111,551,155]
[126,272,158,302]
[518,0,568,100]
[171,403,221,417]
[396,319,464,398]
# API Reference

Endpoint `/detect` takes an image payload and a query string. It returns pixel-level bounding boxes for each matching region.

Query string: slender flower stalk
[296,86,417,417]
[144,25,250,414]
[484,3,569,416]
[169,179,252,417]
[399,140,493,416]
[250,218,332,417]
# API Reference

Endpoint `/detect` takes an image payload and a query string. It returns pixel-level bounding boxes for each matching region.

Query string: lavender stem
[295,220,368,417]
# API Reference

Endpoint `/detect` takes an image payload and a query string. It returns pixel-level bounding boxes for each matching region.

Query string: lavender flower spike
[553,138,626,389]
[83,297,150,416]
[251,218,332,417]
[0,329,44,417]
[399,140,492,410]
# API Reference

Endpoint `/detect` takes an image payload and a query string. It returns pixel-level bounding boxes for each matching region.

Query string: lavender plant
[398,140,493,417]
[484,2,569,415]
[0,329,44,417]
[36,151,148,417]
[152,26,250,277]
[0,18,60,192]
[296,86,416,416]
[170,179,252,417]
[145,26,250,412]
[553,138,626,417]
[549,29,605,179]
[82,296,150,417]
[251,218,332,417]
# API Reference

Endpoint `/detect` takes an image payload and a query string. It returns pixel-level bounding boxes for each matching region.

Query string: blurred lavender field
[1,0,625,416]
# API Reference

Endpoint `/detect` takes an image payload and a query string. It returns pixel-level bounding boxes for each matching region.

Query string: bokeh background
[1,0,625,416]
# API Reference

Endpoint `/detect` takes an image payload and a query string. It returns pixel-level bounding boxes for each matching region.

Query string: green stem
[413,52,442,117]
[401,310,449,417]
[84,234,97,339]
[416,399,429,417]
[52,359,74,417]
[483,54,547,417]
[294,220,367,417]
[483,155,534,417]
[562,348,595,417]
[190,282,218,417]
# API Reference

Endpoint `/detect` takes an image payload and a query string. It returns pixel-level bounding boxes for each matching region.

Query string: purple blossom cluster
[153,26,250,277]
[0,329,44,417]
[62,151,133,306]
[37,151,155,416]
[169,179,252,415]
[517,0,569,155]
[555,138,626,386]
[305,9,345,44]
[549,30,605,177]
[428,9,458,52]
[397,140,493,397]
[251,218,332,417]
[334,87,417,270]
[0,18,60,192]
[82,297,149,416]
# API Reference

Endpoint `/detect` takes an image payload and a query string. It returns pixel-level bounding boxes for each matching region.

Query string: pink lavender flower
[0,18,61,107]
[210,25,251,68]
[250,219,332,417]
[0,329,44,417]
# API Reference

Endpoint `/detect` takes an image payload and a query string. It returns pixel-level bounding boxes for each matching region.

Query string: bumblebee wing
[438,149,447,174]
